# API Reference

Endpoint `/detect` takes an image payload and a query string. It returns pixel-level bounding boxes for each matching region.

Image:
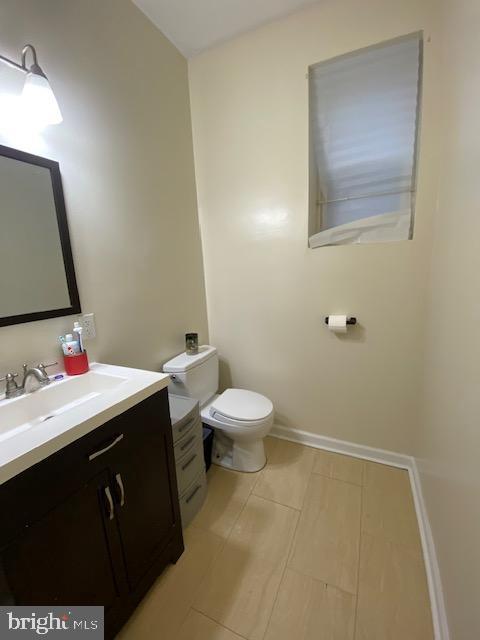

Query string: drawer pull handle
[186,484,201,504]
[88,434,124,461]
[178,418,195,434]
[115,473,126,507]
[180,435,196,452]
[181,453,197,471]
[104,486,114,520]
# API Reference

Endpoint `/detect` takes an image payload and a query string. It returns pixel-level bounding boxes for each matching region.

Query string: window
[308,33,423,247]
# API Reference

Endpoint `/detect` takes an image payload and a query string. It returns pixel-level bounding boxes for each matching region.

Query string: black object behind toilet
[203,426,214,471]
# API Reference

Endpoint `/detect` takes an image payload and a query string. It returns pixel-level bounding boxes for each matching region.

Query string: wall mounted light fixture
[0,44,62,126]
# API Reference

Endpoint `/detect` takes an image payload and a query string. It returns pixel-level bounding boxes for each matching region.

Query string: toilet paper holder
[324,316,357,325]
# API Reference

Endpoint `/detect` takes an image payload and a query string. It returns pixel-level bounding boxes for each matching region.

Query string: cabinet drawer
[179,471,207,528]
[174,422,201,461]
[175,441,205,495]
[172,414,199,443]
[168,395,200,444]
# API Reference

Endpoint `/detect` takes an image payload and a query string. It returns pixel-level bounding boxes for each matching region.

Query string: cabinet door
[0,471,126,611]
[110,394,181,590]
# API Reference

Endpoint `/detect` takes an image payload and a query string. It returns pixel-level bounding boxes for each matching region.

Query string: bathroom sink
[0,369,127,441]
[0,362,170,484]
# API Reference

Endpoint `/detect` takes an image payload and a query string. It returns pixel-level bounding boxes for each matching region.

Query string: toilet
[163,345,273,472]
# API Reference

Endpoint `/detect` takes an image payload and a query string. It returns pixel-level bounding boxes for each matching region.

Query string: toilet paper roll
[327,315,348,333]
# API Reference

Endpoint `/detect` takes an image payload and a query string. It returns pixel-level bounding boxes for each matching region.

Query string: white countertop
[0,362,170,486]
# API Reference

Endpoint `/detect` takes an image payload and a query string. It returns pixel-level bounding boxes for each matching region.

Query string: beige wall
[189,0,440,453]
[416,0,480,636]
[0,0,208,375]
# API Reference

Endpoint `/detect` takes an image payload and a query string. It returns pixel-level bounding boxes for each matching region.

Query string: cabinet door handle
[115,473,126,507]
[186,484,201,504]
[181,453,197,471]
[178,417,195,434]
[88,434,124,461]
[180,434,196,452]
[104,486,114,520]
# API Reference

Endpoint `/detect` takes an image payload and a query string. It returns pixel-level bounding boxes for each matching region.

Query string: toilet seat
[209,388,273,425]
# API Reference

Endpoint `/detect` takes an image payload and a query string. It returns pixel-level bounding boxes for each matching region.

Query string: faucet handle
[0,372,18,383]
[39,362,58,369]
[38,362,58,375]
[1,373,22,398]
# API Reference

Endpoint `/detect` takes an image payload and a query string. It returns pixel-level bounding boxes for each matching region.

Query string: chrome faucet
[1,362,57,399]
[22,363,52,391]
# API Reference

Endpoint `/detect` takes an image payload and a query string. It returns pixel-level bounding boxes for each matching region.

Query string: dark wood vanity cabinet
[0,388,183,638]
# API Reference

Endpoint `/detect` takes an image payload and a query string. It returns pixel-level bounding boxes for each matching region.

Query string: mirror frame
[0,144,81,327]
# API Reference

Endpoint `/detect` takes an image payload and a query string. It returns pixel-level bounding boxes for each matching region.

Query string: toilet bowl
[163,346,273,472]
[202,389,273,472]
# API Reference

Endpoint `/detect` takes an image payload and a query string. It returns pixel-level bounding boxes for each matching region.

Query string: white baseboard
[270,424,450,640]
[409,458,450,640]
[270,424,412,468]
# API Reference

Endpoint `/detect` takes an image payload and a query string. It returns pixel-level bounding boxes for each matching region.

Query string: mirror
[0,144,81,327]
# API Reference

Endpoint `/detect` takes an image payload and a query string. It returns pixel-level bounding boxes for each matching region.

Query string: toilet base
[212,429,266,473]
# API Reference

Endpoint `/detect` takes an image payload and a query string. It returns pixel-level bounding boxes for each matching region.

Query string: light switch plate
[79,313,96,340]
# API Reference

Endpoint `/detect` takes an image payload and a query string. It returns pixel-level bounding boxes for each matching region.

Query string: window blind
[309,33,422,247]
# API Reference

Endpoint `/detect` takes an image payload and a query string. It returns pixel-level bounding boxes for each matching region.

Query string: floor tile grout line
[311,468,364,488]
[192,462,261,541]
[177,525,230,634]
[352,474,365,639]
[298,446,316,511]
[250,492,302,512]
[356,529,426,560]
[198,443,308,640]
[249,470,264,499]
[133,523,228,640]
[182,473,261,636]
[258,439,308,638]
[260,501,303,640]
[254,440,316,512]
[359,463,425,558]
[248,438,295,509]
[310,447,366,487]
[284,448,319,568]
[187,522,229,554]
[266,443,362,629]
[192,460,300,640]
[190,606,249,639]
[249,436,279,496]
[201,465,262,546]
[281,567,359,598]
[180,515,241,637]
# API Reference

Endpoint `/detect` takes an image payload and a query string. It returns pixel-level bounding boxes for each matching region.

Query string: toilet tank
[163,345,219,406]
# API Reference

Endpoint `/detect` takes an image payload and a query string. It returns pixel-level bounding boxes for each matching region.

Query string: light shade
[21,72,62,126]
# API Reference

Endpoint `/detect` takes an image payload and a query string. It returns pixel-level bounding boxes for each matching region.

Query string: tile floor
[118,437,434,640]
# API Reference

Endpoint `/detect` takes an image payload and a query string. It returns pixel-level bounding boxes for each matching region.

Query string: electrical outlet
[79,313,96,340]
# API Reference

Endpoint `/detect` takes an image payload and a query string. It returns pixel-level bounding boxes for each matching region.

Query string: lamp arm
[0,45,43,75]
[21,44,39,70]
[0,53,25,73]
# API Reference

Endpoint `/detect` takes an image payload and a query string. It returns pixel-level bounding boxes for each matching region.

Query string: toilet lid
[210,389,273,422]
